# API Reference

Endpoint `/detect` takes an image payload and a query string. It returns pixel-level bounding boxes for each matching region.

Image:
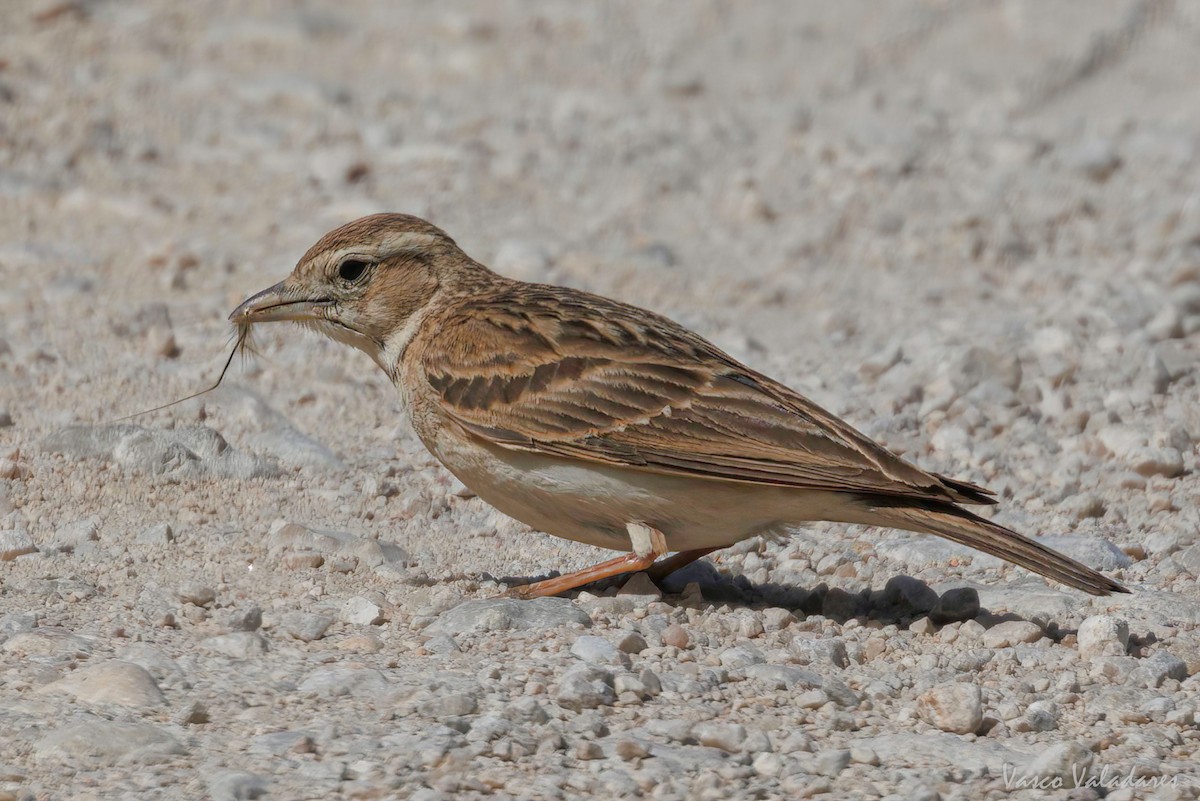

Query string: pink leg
[504,523,669,599]
[645,547,722,582]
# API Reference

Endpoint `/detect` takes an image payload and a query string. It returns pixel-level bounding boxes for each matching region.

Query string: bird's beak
[228,281,332,324]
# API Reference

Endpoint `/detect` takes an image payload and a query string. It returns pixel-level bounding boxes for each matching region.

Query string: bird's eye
[338,259,370,282]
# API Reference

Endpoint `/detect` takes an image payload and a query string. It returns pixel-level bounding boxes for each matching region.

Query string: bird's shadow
[493,561,1059,635]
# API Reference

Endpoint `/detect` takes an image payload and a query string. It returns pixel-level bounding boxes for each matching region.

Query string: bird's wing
[420,285,995,505]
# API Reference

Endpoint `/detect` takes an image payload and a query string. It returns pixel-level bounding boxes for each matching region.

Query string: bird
[229,213,1129,599]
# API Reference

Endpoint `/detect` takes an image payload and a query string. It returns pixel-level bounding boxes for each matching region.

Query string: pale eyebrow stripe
[326,233,444,266]
[379,232,445,254]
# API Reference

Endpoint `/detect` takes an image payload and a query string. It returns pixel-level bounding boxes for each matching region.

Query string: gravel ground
[2,2,1200,799]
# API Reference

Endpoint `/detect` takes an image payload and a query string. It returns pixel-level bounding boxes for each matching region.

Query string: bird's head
[229,213,481,373]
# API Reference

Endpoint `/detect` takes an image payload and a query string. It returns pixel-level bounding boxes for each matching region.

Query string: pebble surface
[2,2,1200,800]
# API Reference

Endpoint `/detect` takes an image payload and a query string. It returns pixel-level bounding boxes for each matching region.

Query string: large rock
[42,660,165,707]
[556,664,614,710]
[36,719,184,767]
[1077,615,1129,660]
[916,683,983,734]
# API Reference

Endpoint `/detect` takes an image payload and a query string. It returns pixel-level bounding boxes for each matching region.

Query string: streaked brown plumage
[230,213,1129,598]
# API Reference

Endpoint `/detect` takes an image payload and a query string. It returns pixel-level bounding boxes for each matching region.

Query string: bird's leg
[504,523,668,600]
[645,546,722,582]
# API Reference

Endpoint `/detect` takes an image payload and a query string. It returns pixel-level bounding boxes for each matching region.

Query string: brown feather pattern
[423,283,993,506]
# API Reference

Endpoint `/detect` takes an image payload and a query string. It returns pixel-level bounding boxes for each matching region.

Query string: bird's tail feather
[856,498,1129,596]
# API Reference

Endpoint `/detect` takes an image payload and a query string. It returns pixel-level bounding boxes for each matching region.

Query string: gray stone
[136,523,174,546]
[615,630,649,654]
[1089,656,1140,684]
[850,747,879,765]
[659,623,690,649]
[54,518,99,549]
[556,664,615,710]
[36,719,184,767]
[822,677,861,707]
[860,344,903,378]
[638,669,662,696]
[881,575,938,613]
[916,683,982,734]
[1128,650,1189,688]
[279,611,334,642]
[718,644,765,669]
[930,587,980,624]
[249,427,342,472]
[3,623,93,657]
[1022,741,1092,787]
[425,597,591,635]
[341,596,384,625]
[692,722,747,753]
[43,660,165,707]
[0,528,37,561]
[613,673,649,698]
[208,770,269,801]
[1096,424,1145,459]
[644,719,694,744]
[616,572,661,601]
[223,606,263,632]
[981,620,1044,649]
[114,643,183,684]
[267,522,409,568]
[249,731,316,756]
[418,692,479,718]
[1177,543,1200,577]
[570,635,629,667]
[856,732,1021,774]
[1077,615,1128,659]
[1132,447,1185,478]
[788,637,848,668]
[877,536,1002,573]
[744,664,823,691]
[1103,590,1200,628]
[761,608,797,631]
[752,751,783,777]
[177,581,216,607]
[0,612,37,641]
[202,632,268,658]
[1037,535,1133,571]
[1087,685,1161,722]
[1013,700,1058,732]
[172,700,209,725]
[42,424,280,479]
[298,665,389,696]
[969,582,1082,626]
[423,635,460,654]
[614,738,652,761]
[815,748,852,778]
[1066,138,1121,182]
[226,389,344,471]
[573,741,604,760]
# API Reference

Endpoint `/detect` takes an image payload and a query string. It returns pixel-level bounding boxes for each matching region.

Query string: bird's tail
[855,497,1129,596]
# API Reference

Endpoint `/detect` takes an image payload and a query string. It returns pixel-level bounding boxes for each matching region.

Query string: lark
[230,214,1128,598]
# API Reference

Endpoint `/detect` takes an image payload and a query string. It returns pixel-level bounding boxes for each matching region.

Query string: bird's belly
[424,431,849,552]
